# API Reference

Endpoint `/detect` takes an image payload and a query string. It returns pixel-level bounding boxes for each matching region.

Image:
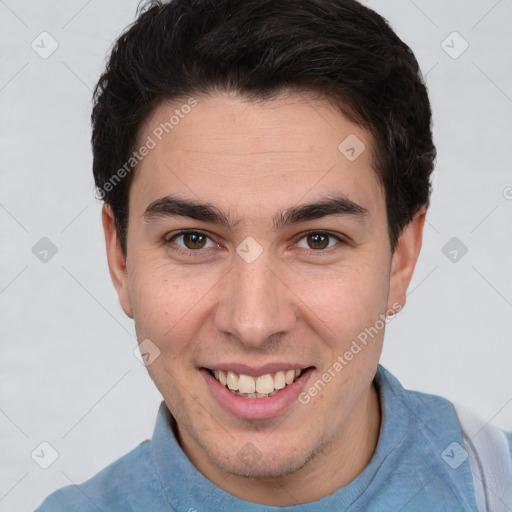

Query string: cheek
[293,261,390,336]
[128,259,224,364]
[129,265,194,345]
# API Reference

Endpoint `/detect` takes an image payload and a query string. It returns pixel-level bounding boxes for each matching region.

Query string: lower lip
[201,368,314,420]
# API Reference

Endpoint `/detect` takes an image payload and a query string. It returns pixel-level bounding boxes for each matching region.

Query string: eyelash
[164,230,347,257]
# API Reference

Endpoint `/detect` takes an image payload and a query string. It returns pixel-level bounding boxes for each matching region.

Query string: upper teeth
[213,369,302,394]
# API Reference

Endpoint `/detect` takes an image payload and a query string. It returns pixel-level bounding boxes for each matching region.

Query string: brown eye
[182,233,207,249]
[307,233,330,250]
[166,231,216,252]
[295,231,343,251]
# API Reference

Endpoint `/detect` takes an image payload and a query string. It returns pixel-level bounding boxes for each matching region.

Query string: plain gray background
[1,0,511,510]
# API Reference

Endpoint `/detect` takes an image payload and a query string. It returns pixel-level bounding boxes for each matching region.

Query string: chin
[216,451,313,479]
[202,432,324,480]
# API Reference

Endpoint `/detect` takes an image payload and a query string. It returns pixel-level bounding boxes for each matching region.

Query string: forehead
[131,92,384,221]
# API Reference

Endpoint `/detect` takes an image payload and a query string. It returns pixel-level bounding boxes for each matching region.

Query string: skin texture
[103,92,425,505]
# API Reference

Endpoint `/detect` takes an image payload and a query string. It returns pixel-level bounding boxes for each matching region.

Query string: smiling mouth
[204,367,313,398]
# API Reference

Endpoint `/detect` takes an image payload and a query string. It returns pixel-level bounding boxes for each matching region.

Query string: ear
[102,204,133,319]
[387,206,426,314]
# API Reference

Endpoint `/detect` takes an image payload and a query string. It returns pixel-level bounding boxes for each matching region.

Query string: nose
[213,250,297,349]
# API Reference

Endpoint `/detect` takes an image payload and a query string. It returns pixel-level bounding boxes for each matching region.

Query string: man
[36,0,512,510]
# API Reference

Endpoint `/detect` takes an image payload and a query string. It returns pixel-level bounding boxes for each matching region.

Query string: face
[104,92,424,487]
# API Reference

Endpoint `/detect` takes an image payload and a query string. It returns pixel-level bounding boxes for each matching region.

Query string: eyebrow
[143,195,369,230]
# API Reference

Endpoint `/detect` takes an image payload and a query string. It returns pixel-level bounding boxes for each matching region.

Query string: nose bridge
[214,248,296,346]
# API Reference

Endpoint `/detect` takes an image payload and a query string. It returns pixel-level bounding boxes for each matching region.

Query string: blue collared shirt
[35,365,512,511]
